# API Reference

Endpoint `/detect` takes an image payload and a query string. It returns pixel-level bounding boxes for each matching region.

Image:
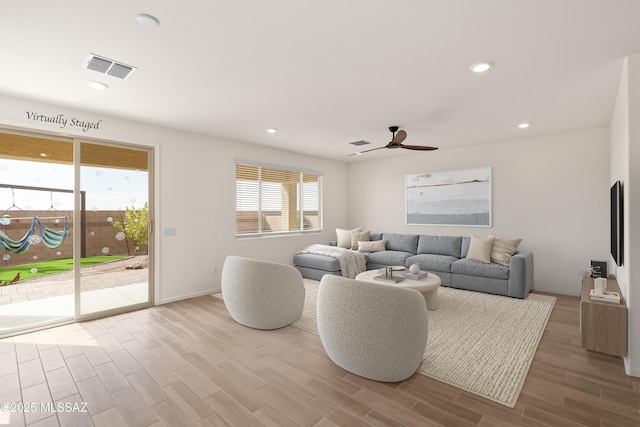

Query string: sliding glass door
[0,130,154,335]
[76,141,153,319]
[0,132,75,333]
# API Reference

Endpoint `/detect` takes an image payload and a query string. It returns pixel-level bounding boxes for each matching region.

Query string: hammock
[1,189,70,254]
[0,216,69,254]
[37,218,69,249]
[0,217,37,254]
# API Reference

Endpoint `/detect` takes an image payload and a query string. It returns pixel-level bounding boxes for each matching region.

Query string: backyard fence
[1,210,147,267]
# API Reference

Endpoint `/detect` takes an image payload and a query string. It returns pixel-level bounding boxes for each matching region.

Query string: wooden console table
[580,272,627,357]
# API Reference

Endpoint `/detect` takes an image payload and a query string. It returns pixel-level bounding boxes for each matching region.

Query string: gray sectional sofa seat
[293,232,533,299]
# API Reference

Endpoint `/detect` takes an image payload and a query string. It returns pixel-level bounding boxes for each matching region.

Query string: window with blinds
[235,161,322,237]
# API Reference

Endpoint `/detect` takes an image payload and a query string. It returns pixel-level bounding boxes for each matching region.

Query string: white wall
[610,58,630,298]
[347,128,610,296]
[157,136,349,303]
[0,94,349,304]
[610,54,640,377]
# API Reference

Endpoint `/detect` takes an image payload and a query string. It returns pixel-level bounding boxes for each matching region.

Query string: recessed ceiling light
[40,153,47,157]
[518,123,530,129]
[470,61,494,73]
[266,128,277,134]
[88,81,108,90]
[137,13,160,28]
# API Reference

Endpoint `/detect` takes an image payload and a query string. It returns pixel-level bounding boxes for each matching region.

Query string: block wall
[1,210,147,268]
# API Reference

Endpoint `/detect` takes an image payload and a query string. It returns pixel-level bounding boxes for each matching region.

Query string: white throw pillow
[489,233,522,266]
[358,240,386,252]
[336,227,361,248]
[466,234,495,263]
[350,230,370,250]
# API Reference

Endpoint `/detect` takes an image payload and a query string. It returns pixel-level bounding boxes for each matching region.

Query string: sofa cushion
[358,240,386,252]
[452,258,509,280]
[350,230,370,250]
[367,250,414,267]
[406,254,458,273]
[466,234,495,263]
[417,235,462,258]
[489,233,522,266]
[450,273,509,296]
[369,232,383,241]
[336,227,361,248]
[293,253,341,272]
[461,237,471,258]
[382,233,419,254]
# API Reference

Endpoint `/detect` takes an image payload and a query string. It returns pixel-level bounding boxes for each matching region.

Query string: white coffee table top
[355,269,441,293]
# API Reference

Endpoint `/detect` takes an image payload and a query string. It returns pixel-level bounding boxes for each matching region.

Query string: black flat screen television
[611,180,624,266]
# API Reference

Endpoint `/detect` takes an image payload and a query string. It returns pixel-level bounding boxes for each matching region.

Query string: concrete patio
[0,257,150,332]
[0,268,148,305]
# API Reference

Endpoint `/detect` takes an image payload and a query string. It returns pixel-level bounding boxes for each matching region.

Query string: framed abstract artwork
[406,167,492,226]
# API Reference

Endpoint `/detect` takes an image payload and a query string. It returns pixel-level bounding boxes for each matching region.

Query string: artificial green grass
[0,256,127,283]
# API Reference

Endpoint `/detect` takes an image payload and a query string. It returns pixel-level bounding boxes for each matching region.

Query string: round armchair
[221,256,305,330]
[317,275,429,382]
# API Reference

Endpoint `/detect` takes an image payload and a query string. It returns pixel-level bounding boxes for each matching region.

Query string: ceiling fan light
[470,61,494,73]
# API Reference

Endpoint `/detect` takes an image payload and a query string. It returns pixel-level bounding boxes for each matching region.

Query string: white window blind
[235,161,322,237]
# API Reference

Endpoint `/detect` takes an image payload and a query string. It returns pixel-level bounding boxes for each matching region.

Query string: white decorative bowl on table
[355,269,441,310]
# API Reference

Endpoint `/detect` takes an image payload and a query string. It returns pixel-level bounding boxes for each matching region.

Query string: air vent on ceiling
[86,54,136,79]
[349,140,371,146]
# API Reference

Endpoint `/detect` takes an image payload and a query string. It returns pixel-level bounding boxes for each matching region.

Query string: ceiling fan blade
[392,129,407,144]
[400,144,439,151]
[347,146,386,156]
[348,128,429,156]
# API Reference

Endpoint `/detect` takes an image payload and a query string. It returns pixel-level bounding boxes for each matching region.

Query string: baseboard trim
[624,357,640,378]
[159,288,221,305]
[532,286,580,297]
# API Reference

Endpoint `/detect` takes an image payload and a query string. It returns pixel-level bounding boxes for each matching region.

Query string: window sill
[235,230,322,240]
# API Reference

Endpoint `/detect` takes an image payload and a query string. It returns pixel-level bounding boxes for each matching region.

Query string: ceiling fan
[349,126,438,156]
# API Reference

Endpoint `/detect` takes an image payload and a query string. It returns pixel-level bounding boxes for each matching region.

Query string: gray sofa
[293,232,533,299]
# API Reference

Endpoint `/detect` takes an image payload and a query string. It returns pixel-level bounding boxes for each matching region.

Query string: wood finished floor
[0,292,638,427]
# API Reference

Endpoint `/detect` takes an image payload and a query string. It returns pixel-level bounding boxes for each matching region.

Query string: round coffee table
[355,269,441,310]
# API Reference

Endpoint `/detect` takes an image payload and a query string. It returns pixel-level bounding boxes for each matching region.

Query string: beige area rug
[295,278,556,408]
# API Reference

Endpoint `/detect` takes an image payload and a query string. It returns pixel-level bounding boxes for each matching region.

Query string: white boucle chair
[317,275,429,382]
[221,255,305,330]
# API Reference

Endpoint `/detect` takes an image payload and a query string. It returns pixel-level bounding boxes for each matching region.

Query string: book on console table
[589,289,621,304]
[373,274,404,283]
[404,271,428,280]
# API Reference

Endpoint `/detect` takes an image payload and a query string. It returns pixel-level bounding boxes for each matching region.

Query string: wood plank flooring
[0,292,638,426]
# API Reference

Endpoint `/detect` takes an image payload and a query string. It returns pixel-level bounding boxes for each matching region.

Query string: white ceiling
[2,1,640,162]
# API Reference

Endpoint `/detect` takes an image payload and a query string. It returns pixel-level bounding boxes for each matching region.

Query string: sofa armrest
[508,252,533,298]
